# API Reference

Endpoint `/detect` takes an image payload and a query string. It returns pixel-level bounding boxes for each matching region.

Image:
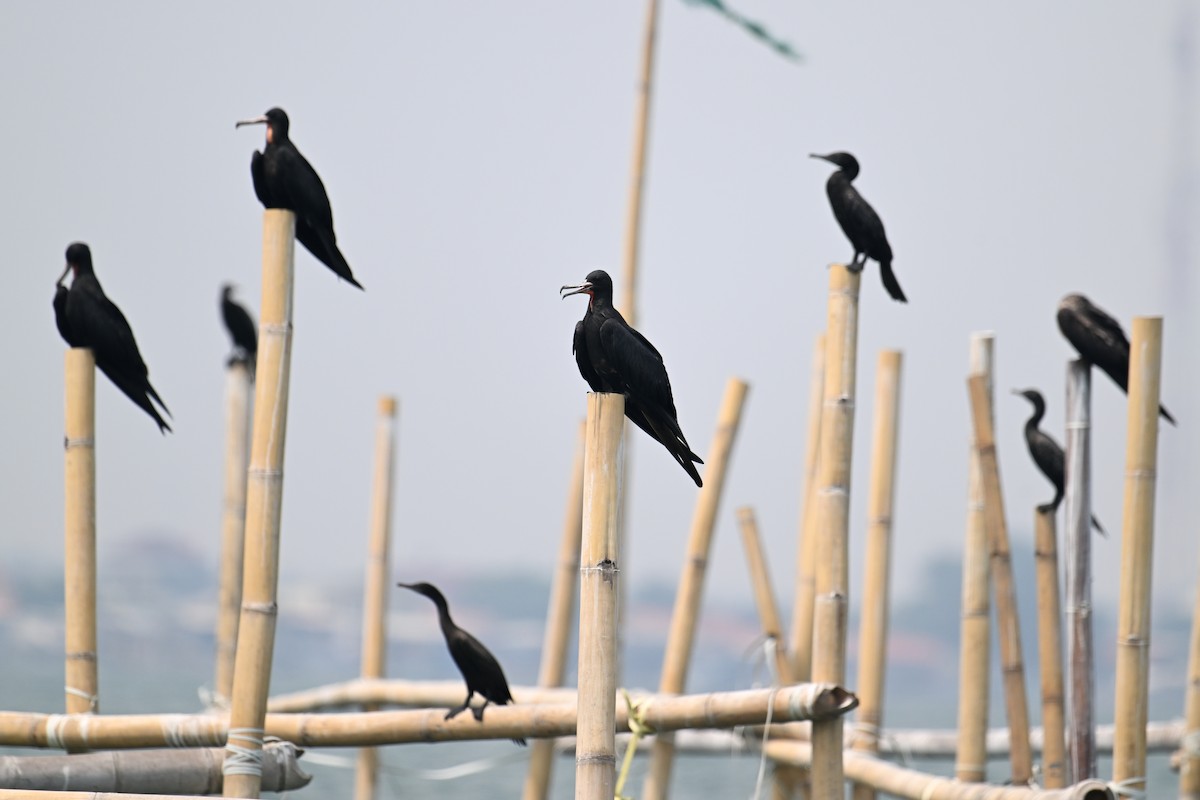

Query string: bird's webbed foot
[445,702,470,721]
[846,255,865,274]
[472,699,490,722]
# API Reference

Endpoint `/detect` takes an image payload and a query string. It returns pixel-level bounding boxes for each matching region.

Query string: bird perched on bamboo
[54,242,172,433]
[236,107,363,289]
[1056,293,1175,425]
[811,151,907,302]
[220,284,257,371]
[397,581,526,746]
[561,269,704,487]
[1012,388,1105,535]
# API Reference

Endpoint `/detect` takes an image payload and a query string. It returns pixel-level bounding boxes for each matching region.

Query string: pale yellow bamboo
[957,331,994,783]
[736,507,793,683]
[576,392,625,800]
[213,360,253,707]
[1111,317,1164,795]
[1182,548,1200,797]
[64,349,98,719]
[1034,508,1067,788]
[851,349,903,800]
[223,209,296,799]
[269,678,579,712]
[789,332,826,683]
[354,395,399,800]
[523,420,586,800]
[619,0,659,329]
[967,374,1033,784]
[810,264,862,800]
[643,377,751,800]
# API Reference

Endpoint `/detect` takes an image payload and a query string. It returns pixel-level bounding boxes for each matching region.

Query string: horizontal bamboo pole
[269,678,579,712]
[0,684,855,751]
[63,348,98,719]
[1034,508,1067,788]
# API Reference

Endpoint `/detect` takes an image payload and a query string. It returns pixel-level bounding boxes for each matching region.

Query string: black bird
[54,243,172,433]
[397,582,525,746]
[220,284,258,370]
[1056,294,1175,425]
[560,270,704,487]
[810,151,906,302]
[1012,389,1106,535]
[235,107,363,290]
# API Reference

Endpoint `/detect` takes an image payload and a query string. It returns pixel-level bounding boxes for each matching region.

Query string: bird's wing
[838,185,892,262]
[597,318,675,409]
[1058,303,1130,386]
[572,320,604,392]
[53,285,79,346]
[250,150,271,207]
[272,145,335,229]
[448,630,514,703]
[1029,431,1065,490]
[223,300,258,353]
[73,286,151,379]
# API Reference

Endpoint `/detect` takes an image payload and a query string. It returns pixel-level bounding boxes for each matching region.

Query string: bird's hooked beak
[57,263,72,287]
[235,115,268,130]
[559,282,593,299]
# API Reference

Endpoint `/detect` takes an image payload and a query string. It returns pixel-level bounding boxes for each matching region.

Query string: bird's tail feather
[1159,404,1177,426]
[1090,514,1107,538]
[879,259,907,302]
[297,222,364,290]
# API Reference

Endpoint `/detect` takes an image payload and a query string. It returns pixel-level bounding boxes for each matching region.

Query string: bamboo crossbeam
[967,374,1033,784]
[1064,359,1095,782]
[851,350,903,800]
[1034,508,1067,788]
[63,349,98,720]
[810,264,862,800]
[1111,317,1164,796]
[789,332,826,683]
[213,360,253,707]
[956,332,993,783]
[224,209,296,799]
[269,678,579,712]
[355,395,399,800]
[0,743,308,793]
[523,420,586,800]
[737,507,793,683]
[643,377,750,800]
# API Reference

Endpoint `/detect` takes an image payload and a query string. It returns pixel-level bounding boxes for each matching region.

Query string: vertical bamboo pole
[956,332,993,783]
[64,349,98,719]
[523,420,586,800]
[851,350,903,800]
[354,396,400,800]
[1034,508,1067,788]
[213,360,253,707]
[789,332,826,683]
[1064,359,1095,782]
[810,264,862,800]
[1181,546,1200,798]
[737,507,793,683]
[967,374,1033,785]
[1111,317,1164,796]
[223,210,296,799]
[576,393,624,800]
[641,377,750,800]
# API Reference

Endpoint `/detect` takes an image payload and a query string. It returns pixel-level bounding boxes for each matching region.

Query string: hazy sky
[3,3,1198,622]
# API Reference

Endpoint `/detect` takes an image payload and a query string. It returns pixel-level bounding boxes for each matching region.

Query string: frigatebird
[811,151,906,302]
[396,581,526,746]
[561,269,704,487]
[220,284,257,369]
[236,107,363,289]
[54,243,172,433]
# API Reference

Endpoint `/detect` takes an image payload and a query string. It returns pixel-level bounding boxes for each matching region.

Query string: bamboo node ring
[1182,730,1200,755]
[63,436,95,450]
[1065,421,1091,430]
[1126,468,1156,479]
[260,322,292,335]
[243,601,278,616]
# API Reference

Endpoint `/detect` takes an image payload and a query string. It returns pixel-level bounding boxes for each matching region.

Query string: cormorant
[1056,294,1175,425]
[810,151,907,302]
[54,243,172,433]
[220,284,258,370]
[1012,389,1105,535]
[235,107,363,289]
[560,270,704,487]
[396,581,526,746]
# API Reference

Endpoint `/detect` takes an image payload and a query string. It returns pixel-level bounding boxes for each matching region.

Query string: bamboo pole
[957,331,994,783]
[967,374,1033,784]
[354,395,399,800]
[809,263,862,800]
[1064,358,1095,782]
[737,507,793,683]
[1184,553,1200,797]
[1034,508,1067,788]
[523,420,586,800]
[789,332,826,683]
[576,392,625,800]
[223,209,296,799]
[63,349,98,719]
[269,678,579,712]
[642,377,750,800]
[1111,317,1164,796]
[851,349,903,800]
[213,360,253,707]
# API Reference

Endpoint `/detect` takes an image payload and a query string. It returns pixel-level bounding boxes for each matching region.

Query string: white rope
[64,685,98,711]
[1108,777,1147,799]
[223,727,265,777]
[44,715,68,750]
[748,636,780,800]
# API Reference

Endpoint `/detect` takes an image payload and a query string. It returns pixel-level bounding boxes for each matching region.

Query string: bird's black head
[810,151,860,180]
[221,283,236,302]
[60,242,93,284]
[1057,293,1091,316]
[1012,388,1045,407]
[236,107,290,145]
[560,269,614,307]
[397,581,448,608]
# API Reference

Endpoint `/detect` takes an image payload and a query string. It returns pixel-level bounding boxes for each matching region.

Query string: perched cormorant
[810,151,906,302]
[397,582,525,746]
[560,270,704,487]
[1056,294,1175,425]
[1012,389,1105,535]
[220,284,258,369]
[235,107,363,289]
[54,243,172,433]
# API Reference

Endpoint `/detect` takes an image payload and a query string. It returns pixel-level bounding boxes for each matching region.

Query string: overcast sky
[2,3,1198,623]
